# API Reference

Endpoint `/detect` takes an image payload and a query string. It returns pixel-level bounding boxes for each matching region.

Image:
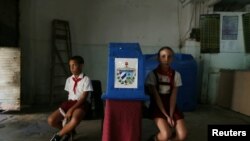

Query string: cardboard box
[216,69,235,108]
[231,71,250,116]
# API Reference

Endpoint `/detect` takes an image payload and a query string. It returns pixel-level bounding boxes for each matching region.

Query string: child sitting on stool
[145,47,187,141]
[48,56,93,141]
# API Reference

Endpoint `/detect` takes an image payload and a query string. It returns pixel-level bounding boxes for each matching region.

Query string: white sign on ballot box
[114,58,138,89]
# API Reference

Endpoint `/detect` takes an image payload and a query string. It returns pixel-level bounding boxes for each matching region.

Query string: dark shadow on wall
[0,0,19,47]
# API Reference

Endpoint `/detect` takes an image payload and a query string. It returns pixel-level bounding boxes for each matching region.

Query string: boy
[48,56,93,141]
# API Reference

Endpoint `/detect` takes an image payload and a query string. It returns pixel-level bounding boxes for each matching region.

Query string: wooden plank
[0,47,20,111]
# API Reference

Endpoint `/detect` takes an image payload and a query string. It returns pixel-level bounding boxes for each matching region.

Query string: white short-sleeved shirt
[145,71,182,94]
[64,73,93,101]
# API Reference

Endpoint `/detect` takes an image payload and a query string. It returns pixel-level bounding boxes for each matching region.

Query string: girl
[145,47,187,141]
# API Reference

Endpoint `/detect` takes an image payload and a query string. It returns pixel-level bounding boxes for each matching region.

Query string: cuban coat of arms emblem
[114,58,138,88]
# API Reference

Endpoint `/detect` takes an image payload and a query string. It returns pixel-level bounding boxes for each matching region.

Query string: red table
[102,100,142,141]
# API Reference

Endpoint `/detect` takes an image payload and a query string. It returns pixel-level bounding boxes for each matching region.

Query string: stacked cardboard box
[231,71,250,116]
[217,69,235,108]
[217,70,250,116]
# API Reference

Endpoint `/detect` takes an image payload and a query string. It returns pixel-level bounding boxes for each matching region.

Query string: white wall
[200,53,250,104]
[200,12,250,104]
[181,12,250,104]
[20,0,193,104]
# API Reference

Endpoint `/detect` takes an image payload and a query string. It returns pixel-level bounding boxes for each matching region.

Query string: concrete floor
[0,105,250,141]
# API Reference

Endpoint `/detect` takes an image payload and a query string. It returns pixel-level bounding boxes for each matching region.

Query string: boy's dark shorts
[60,100,90,113]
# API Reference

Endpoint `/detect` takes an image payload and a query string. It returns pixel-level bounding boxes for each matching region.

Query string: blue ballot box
[144,54,158,78]
[102,43,149,100]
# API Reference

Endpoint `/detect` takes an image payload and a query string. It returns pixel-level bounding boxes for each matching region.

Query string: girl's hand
[170,117,175,127]
[164,114,173,127]
[167,117,173,127]
[166,115,175,127]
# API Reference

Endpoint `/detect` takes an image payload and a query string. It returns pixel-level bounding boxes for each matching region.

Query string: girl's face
[158,49,173,66]
[69,60,82,75]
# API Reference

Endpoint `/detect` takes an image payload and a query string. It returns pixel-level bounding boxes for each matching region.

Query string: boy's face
[158,49,173,65]
[69,60,82,75]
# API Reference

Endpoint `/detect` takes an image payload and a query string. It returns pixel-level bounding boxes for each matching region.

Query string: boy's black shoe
[50,134,61,141]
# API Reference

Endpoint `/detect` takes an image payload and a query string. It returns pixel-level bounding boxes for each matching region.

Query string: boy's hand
[65,109,73,120]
